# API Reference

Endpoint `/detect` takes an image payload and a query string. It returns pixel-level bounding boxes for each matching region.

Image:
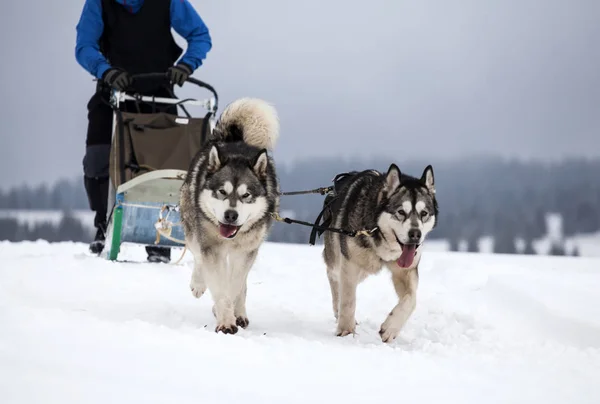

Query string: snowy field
[1,240,599,404]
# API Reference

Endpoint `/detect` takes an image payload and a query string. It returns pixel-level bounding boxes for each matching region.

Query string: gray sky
[1,0,599,188]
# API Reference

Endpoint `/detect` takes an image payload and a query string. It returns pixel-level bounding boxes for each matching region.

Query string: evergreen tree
[493,229,517,255]
[448,236,460,252]
[465,235,479,253]
[522,238,536,255]
[0,218,19,241]
[548,242,566,256]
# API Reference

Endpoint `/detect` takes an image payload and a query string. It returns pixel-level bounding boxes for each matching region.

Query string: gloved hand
[167,63,192,86]
[102,68,133,91]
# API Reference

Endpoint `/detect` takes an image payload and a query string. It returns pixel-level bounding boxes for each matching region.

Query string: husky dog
[179,97,280,334]
[321,164,438,343]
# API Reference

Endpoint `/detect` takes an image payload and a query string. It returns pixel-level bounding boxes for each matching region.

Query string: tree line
[266,155,600,256]
[0,210,91,243]
[1,156,599,255]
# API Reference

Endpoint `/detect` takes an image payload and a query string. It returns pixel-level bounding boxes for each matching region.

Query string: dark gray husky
[179,97,280,335]
[320,164,438,342]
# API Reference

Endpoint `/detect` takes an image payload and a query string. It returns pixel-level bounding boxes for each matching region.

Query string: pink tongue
[219,224,238,238]
[397,245,416,268]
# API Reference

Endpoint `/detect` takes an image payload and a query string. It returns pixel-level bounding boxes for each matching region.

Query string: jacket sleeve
[170,0,212,72]
[75,0,112,79]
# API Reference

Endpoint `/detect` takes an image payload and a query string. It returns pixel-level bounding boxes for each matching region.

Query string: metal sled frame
[101,73,218,261]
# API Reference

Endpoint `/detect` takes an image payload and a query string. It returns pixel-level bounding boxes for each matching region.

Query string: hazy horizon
[2,0,599,189]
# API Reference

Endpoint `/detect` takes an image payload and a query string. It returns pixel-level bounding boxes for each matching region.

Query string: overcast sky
[1,0,599,188]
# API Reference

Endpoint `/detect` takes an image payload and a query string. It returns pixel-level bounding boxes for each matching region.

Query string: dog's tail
[211,97,280,151]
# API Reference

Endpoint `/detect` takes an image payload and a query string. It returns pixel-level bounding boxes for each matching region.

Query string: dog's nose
[224,210,238,224]
[408,229,421,243]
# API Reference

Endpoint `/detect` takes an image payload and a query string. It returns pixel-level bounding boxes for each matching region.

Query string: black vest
[99,0,183,76]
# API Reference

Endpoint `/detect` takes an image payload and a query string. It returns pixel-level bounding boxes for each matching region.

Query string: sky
[1,0,599,188]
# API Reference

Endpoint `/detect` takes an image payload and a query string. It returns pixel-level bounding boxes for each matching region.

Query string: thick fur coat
[179,97,280,334]
[322,164,438,342]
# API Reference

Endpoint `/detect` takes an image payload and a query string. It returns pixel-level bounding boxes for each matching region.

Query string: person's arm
[170,0,213,72]
[75,0,112,79]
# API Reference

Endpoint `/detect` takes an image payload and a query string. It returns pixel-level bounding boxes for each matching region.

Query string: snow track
[1,241,599,404]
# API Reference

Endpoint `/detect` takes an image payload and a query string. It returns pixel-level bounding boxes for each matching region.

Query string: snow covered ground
[1,240,599,404]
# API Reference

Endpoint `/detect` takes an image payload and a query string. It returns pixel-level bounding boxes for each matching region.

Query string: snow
[1,240,599,404]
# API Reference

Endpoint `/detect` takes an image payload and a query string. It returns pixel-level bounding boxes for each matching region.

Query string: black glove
[102,68,133,91]
[167,63,192,86]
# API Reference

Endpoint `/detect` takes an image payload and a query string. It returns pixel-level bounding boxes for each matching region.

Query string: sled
[101,73,219,261]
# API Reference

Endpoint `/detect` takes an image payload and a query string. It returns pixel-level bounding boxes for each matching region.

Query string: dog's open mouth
[395,234,420,268]
[218,223,240,239]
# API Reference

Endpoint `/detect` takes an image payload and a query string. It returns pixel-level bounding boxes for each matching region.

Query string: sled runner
[101,73,218,261]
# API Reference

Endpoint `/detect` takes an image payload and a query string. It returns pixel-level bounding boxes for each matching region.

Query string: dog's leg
[324,233,341,321]
[336,260,360,337]
[232,249,257,329]
[234,281,249,329]
[186,237,206,299]
[201,251,238,334]
[326,266,340,320]
[189,253,206,299]
[379,267,418,343]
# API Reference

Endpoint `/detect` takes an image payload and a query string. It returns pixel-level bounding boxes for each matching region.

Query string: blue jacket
[75,0,212,79]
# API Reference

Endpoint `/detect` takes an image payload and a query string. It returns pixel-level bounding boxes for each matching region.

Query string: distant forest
[1,156,599,256]
[0,210,91,244]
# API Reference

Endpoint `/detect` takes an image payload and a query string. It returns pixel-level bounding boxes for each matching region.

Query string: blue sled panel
[120,201,186,248]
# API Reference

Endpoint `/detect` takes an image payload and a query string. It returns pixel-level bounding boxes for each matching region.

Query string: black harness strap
[275,169,382,245]
[270,212,378,244]
[279,187,333,196]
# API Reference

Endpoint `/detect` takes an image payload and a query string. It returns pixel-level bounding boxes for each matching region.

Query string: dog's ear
[420,165,435,193]
[385,163,401,194]
[207,145,221,173]
[252,149,268,179]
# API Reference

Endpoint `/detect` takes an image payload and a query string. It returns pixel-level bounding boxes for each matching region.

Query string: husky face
[377,164,438,267]
[199,146,269,239]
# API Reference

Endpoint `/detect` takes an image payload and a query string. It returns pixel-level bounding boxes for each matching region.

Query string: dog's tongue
[219,224,238,238]
[397,244,416,268]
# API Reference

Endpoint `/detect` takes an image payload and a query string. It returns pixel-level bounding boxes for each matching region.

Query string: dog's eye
[242,192,251,199]
[397,210,406,217]
[420,210,429,218]
[218,189,227,196]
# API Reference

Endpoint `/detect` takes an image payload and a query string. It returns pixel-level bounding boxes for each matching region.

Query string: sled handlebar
[124,72,219,113]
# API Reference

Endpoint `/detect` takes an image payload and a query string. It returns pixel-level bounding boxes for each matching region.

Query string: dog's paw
[215,323,239,335]
[336,328,355,337]
[378,321,400,343]
[335,321,356,337]
[236,316,249,329]
[190,282,206,299]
